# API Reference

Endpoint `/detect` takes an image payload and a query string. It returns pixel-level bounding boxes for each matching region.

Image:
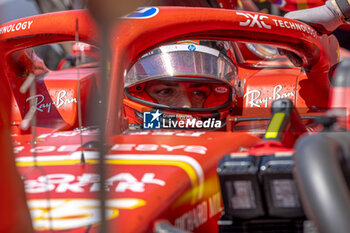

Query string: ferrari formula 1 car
[0,6,347,233]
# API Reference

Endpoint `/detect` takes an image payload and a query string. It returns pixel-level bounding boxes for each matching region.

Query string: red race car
[0,6,345,233]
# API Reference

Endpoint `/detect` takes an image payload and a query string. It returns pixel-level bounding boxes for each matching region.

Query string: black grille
[219,218,305,233]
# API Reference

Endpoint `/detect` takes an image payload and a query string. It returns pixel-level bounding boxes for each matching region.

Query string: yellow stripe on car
[265,112,285,139]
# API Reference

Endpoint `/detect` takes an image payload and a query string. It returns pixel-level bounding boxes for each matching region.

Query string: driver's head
[123,41,238,129]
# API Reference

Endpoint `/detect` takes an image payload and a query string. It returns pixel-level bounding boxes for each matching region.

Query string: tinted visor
[125,44,237,87]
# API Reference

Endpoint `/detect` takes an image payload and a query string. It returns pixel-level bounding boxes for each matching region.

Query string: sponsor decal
[107,154,205,201]
[175,200,208,231]
[236,12,271,29]
[123,7,159,19]
[143,110,222,129]
[188,44,196,51]
[25,90,77,113]
[244,84,295,108]
[111,144,207,154]
[28,198,145,230]
[0,20,34,35]
[174,192,223,232]
[24,173,165,193]
[271,18,317,38]
[236,12,317,38]
[17,154,205,201]
[14,144,208,155]
[215,86,228,93]
[160,44,220,57]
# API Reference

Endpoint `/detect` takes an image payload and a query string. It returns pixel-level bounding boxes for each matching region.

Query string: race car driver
[123,41,239,129]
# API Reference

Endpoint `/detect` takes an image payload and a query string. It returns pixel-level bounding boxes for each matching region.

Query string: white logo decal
[271,19,317,38]
[14,143,208,155]
[215,86,228,93]
[111,144,207,155]
[236,12,271,29]
[0,20,33,35]
[123,7,159,19]
[174,192,223,232]
[25,90,77,113]
[244,85,295,108]
[24,173,165,194]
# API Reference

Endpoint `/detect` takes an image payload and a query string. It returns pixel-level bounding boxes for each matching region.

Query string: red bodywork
[0,7,341,232]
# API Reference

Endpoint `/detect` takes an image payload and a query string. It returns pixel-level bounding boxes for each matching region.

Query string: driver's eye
[192,90,207,97]
[156,88,173,96]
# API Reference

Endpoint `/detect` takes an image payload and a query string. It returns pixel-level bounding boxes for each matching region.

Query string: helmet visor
[125,44,237,87]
